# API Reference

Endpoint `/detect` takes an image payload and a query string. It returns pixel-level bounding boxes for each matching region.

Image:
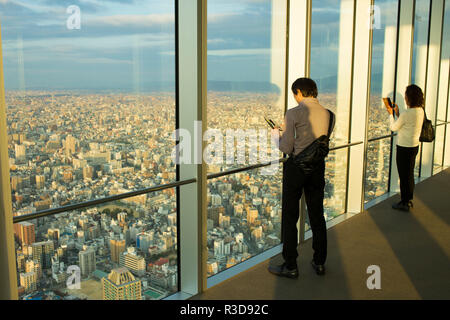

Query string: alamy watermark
[66,265,81,290]
[366,265,382,290]
[66,5,81,30]
[172,122,281,176]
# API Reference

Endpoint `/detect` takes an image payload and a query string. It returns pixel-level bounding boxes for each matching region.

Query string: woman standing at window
[385,85,425,212]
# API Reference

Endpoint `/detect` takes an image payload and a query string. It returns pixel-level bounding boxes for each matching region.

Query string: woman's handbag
[420,108,435,143]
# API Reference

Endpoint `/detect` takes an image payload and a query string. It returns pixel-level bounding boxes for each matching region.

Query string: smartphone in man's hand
[264,117,282,131]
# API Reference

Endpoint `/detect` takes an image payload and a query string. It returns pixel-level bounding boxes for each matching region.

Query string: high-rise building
[25,259,42,278]
[15,144,26,160]
[47,228,60,242]
[79,248,96,277]
[110,239,126,264]
[20,272,37,294]
[65,135,77,156]
[82,165,94,180]
[10,175,21,191]
[119,247,145,276]
[35,175,45,189]
[102,268,142,300]
[247,208,258,225]
[32,240,54,269]
[15,222,35,246]
[136,232,152,253]
[16,253,25,272]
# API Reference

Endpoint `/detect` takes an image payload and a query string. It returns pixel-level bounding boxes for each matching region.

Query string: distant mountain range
[10,73,386,94]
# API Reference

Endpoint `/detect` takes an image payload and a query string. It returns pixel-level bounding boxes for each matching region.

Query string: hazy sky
[0,0,447,92]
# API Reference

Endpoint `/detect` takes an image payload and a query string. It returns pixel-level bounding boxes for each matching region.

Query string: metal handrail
[13,141,365,223]
[368,133,397,142]
[435,121,450,127]
[13,178,197,224]
[207,141,364,180]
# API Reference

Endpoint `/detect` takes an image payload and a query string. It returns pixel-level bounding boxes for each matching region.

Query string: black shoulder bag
[291,110,335,175]
[419,108,435,143]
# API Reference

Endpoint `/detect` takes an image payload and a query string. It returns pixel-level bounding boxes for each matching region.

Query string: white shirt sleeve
[389,113,405,132]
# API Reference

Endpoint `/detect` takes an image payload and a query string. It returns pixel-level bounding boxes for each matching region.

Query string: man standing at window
[268,78,334,279]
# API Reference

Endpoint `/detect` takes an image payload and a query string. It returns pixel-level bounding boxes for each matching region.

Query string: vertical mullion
[390,0,415,194]
[388,0,403,193]
[0,23,19,300]
[347,0,373,214]
[422,0,445,178]
[444,74,450,166]
[360,0,375,213]
[287,0,310,243]
[177,0,207,296]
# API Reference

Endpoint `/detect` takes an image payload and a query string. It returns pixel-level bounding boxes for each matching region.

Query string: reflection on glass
[309,0,352,222]
[364,0,398,202]
[207,0,287,174]
[13,189,178,300]
[435,1,450,173]
[365,139,391,203]
[206,0,287,277]
[411,0,430,179]
[433,126,445,172]
[207,166,282,277]
[411,0,431,88]
[310,0,353,147]
[415,144,422,179]
[2,1,176,217]
[367,0,399,139]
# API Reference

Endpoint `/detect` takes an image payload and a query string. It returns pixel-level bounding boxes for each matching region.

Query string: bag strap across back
[327,110,335,138]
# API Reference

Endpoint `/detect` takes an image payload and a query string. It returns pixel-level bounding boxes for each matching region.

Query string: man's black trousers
[396,145,419,203]
[281,157,327,269]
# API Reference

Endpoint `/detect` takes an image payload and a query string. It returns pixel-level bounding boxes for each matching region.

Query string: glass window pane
[2,0,178,301]
[14,188,178,300]
[411,0,431,179]
[304,147,349,232]
[411,0,431,89]
[2,1,176,217]
[310,0,352,221]
[365,138,391,203]
[207,165,282,277]
[206,0,287,277]
[435,1,450,173]
[207,0,287,174]
[367,0,399,139]
[433,126,445,171]
[310,0,353,147]
[364,0,398,203]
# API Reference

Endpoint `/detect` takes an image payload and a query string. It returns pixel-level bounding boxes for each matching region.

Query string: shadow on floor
[192,169,450,300]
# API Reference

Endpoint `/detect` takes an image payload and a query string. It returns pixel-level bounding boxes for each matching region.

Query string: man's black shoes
[311,260,325,276]
[392,201,412,212]
[268,263,299,279]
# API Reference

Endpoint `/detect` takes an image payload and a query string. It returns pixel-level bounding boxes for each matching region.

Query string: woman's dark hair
[291,78,318,98]
[405,84,424,108]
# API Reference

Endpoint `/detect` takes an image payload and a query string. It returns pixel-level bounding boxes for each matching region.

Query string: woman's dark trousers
[396,145,419,203]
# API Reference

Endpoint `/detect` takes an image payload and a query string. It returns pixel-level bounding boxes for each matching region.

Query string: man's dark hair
[405,84,424,108]
[291,78,318,98]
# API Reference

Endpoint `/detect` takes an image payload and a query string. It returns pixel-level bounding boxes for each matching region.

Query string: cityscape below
[7,90,402,300]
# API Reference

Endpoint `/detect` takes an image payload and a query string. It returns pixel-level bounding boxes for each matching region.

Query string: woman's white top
[389,107,424,148]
